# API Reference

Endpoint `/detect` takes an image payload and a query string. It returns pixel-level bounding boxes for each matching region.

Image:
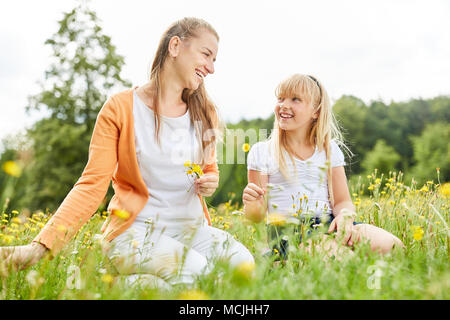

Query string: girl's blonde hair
[149,17,223,166]
[268,74,351,207]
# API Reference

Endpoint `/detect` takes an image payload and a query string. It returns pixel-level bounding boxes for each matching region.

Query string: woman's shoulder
[100,88,134,117]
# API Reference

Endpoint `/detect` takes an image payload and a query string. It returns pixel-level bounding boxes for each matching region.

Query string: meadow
[0,167,448,300]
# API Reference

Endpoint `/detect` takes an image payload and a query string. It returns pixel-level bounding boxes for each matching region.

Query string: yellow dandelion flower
[192,164,204,176]
[242,143,250,153]
[11,210,19,215]
[439,183,450,198]
[233,261,255,282]
[368,185,374,191]
[37,222,45,229]
[11,217,22,224]
[187,169,193,175]
[184,160,192,167]
[112,209,131,220]
[2,161,22,177]
[177,289,209,300]
[375,178,381,184]
[367,175,372,179]
[101,274,114,284]
[267,213,287,226]
[411,226,424,241]
[420,186,429,193]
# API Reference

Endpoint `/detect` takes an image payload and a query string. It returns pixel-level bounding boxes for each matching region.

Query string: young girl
[243,74,404,260]
[1,17,254,287]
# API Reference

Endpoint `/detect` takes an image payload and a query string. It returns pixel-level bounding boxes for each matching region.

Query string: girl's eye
[293,97,302,102]
[277,97,284,102]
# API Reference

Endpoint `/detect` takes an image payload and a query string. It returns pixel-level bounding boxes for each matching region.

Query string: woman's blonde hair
[149,17,223,166]
[268,74,351,207]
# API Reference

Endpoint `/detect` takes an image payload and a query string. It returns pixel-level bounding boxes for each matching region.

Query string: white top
[247,140,345,219]
[122,90,206,235]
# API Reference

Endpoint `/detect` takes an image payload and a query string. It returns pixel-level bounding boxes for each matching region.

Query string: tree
[21,3,131,211]
[361,139,401,176]
[409,122,450,184]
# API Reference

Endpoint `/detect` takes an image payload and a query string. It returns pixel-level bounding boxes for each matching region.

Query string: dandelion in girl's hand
[2,161,22,177]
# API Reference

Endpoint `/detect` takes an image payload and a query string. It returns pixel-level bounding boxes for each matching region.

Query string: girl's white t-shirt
[247,140,346,219]
[120,90,206,236]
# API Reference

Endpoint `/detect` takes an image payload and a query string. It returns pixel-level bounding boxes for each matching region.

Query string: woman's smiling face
[172,29,218,90]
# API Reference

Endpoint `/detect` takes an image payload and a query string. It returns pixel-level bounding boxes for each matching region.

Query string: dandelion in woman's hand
[184,161,204,192]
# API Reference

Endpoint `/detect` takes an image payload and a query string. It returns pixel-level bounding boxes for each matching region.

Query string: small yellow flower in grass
[112,209,130,220]
[367,175,372,179]
[178,289,210,300]
[267,213,287,226]
[2,161,22,177]
[439,183,450,198]
[411,226,424,241]
[37,222,45,229]
[233,261,255,282]
[242,143,250,153]
[375,178,381,184]
[420,186,429,193]
[2,234,14,244]
[11,210,19,215]
[101,274,114,284]
[11,217,22,224]
[368,185,374,191]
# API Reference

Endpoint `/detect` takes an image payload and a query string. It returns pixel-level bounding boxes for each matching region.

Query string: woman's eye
[203,52,210,57]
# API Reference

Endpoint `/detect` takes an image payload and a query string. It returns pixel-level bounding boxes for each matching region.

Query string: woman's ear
[168,36,182,58]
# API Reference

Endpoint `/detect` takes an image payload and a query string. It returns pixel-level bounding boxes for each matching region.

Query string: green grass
[0,172,449,300]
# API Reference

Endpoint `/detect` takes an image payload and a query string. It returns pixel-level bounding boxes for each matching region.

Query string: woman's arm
[32,97,120,255]
[242,169,269,222]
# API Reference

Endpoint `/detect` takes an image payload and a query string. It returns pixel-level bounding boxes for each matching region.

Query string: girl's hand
[328,209,357,246]
[243,183,266,223]
[242,183,265,205]
[0,242,49,273]
[195,173,219,197]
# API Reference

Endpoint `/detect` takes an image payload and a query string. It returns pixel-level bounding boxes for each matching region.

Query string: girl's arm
[243,169,269,222]
[331,166,356,217]
[328,166,357,245]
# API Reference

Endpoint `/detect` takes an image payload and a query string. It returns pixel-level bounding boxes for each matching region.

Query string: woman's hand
[0,242,49,273]
[328,208,358,246]
[242,183,266,223]
[195,173,219,197]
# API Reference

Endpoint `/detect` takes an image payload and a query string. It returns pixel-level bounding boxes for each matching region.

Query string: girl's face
[275,95,318,133]
[172,29,218,90]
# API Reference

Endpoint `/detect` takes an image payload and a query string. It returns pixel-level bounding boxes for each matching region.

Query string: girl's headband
[307,75,322,101]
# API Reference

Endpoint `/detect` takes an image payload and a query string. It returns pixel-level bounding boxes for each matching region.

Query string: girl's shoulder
[247,140,277,174]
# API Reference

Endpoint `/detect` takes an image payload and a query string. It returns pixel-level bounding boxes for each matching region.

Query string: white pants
[106,223,254,286]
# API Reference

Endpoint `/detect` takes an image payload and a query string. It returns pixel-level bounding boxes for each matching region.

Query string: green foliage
[17,3,130,211]
[408,122,450,184]
[361,140,401,176]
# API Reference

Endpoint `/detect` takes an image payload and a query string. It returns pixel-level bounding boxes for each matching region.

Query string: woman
[1,17,254,287]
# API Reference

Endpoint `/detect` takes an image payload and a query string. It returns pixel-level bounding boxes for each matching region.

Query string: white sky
[1,0,449,144]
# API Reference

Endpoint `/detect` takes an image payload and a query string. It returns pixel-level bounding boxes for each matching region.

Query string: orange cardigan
[33,88,218,255]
